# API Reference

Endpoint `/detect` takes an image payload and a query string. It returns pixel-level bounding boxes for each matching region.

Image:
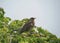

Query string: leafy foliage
[0,8,60,43]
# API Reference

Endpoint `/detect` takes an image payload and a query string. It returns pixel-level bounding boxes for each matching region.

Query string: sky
[0,0,60,37]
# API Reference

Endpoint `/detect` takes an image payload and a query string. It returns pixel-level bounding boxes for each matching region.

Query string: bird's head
[30,17,36,22]
[30,17,36,20]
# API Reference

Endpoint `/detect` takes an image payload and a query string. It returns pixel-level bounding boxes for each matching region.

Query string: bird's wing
[19,22,32,33]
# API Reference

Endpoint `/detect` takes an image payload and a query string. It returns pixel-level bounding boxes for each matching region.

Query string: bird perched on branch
[19,17,35,34]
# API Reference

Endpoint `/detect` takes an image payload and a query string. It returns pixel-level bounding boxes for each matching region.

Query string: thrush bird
[19,17,35,34]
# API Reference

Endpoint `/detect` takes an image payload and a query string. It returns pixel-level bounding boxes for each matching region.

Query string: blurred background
[0,0,60,37]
